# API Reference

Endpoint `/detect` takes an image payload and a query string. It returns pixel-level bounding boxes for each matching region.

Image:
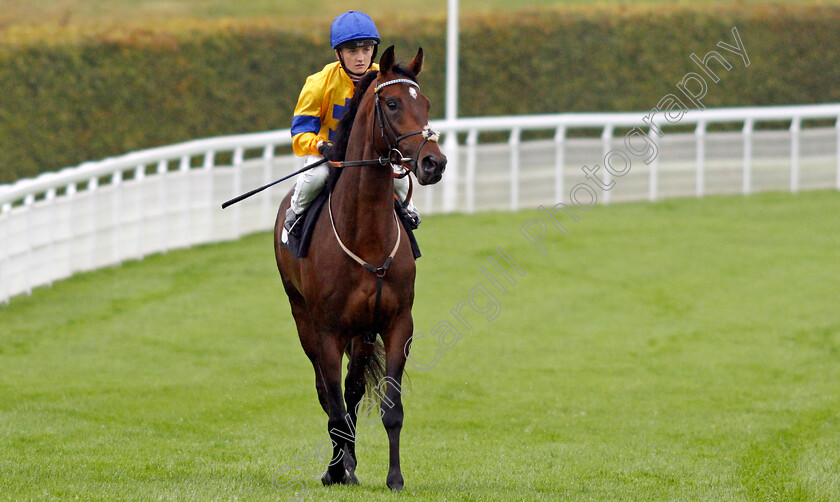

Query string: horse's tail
[346,337,410,404]
[363,338,386,399]
[363,337,411,399]
[344,338,387,401]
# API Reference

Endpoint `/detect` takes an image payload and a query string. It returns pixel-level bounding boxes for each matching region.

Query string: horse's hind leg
[342,339,380,481]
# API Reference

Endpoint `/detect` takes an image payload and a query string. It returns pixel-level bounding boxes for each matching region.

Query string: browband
[375,79,419,93]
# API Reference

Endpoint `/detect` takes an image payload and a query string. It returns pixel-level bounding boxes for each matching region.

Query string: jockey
[285,10,421,238]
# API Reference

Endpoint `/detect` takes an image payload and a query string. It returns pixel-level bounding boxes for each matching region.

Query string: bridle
[372,78,440,177]
[329,77,440,178]
[327,76,439,344]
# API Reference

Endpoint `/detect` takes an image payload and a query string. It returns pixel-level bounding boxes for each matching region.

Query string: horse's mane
[328,64,418,192]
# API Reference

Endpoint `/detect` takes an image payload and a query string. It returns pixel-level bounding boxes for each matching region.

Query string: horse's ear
[409,47,424,76]
[380,45,395,74]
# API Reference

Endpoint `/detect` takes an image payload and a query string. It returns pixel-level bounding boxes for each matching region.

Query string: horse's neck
[332,141,397,253]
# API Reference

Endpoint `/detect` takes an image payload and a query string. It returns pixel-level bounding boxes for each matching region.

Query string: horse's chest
[315,272,407,329]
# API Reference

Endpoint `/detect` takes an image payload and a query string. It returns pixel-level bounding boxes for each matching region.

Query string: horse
[273,46,446,491]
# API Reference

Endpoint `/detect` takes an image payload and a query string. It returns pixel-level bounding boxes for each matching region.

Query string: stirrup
[284,208,302,237]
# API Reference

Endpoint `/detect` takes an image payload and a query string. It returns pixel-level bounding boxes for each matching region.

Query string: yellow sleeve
[291,73,328,157]
[293,132,324,157]
[291,63,379,156]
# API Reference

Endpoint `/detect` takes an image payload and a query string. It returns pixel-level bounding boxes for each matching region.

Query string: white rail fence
[2,103,839,304]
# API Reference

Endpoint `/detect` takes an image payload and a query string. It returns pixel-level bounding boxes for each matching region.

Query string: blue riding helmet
[330,11,380,50]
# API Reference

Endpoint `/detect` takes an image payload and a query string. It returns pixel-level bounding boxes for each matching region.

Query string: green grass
[2,191,840,500]
[1,0,835,28]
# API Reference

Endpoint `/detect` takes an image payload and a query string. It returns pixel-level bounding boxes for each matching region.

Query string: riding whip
[221,157,329,209]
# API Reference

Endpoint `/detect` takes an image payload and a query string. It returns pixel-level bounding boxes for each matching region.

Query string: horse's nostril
[422,155,447,173]
[437,157,448,171]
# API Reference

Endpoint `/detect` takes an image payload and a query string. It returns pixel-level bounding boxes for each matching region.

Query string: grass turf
[1,191,840,500]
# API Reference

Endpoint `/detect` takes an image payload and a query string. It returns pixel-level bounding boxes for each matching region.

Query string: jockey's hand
[317,140,338,161]
[398,203,422,230]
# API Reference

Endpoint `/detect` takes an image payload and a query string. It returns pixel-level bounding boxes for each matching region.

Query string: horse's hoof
[386,473,404,492]
[343,447,357,472]
[346,471,359,485]
[321,470,339,486]
[322,469,357,486]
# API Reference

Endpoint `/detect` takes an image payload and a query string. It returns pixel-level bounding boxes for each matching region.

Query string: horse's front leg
[317,335,356,486]
[342,339,379,483]
[380,314,414,492]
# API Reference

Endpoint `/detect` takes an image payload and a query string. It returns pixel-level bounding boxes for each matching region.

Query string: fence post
[203,151,216,170]
[178,156,191,247]
[112,170,123,266]
[443,133,459,213]
[261,145,276,230]
[45,188,57,287]
[1,202,9,304]
[510,128,521,211]
[790,117,801,193]
[157,160,169,253]
[87,176,99,271]
[1,202,10,304]
[465,129,478,213]
[203,151,216,242]
[233,147,245,238]
[555,126,566,204]
[648,128,659,202]
[601,125,613,205]
[66,183,77,275]
[24,194,35,295]
[695,121,706,197]
[135,164,146,260]
[743,119,753,195]
[836,116,840,191]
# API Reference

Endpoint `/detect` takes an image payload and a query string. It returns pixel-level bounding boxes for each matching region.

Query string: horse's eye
[386,99,398,110]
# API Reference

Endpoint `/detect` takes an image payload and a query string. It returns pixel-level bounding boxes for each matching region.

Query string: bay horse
[273,46,446,491]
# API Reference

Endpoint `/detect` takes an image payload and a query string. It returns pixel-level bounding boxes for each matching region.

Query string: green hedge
[2,3,839,183]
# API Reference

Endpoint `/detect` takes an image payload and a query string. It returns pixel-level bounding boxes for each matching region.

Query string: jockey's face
[337,45,374,75]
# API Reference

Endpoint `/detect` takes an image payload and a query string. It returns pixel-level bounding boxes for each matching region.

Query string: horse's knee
[381,403,403,431]
[328,412,353,435]
[343,373,366,401]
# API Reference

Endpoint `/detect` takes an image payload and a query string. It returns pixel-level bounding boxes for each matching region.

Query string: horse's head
[372,46,446,186]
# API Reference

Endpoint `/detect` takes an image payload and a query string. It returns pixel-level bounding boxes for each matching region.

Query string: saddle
[281,190,422,260]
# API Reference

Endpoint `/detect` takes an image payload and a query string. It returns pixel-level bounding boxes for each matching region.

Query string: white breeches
[394,169,410,205]
[289,156,330,215]
[290,155,415,215]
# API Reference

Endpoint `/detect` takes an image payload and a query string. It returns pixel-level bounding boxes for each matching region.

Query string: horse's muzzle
[418,154,447,185]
